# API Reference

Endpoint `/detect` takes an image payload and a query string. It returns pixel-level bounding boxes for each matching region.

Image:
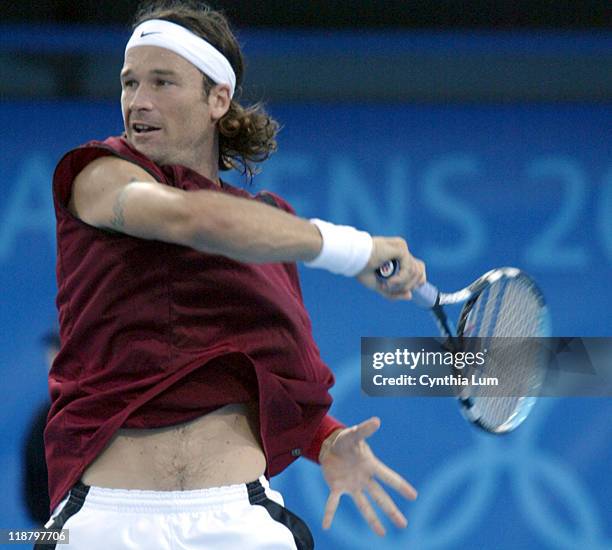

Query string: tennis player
[39,2,425,548]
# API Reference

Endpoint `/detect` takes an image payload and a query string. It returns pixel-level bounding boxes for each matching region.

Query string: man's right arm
[70,156,323,263]
[71,156,425,298]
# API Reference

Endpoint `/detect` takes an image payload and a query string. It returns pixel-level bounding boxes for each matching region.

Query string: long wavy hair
[132,0,279,181]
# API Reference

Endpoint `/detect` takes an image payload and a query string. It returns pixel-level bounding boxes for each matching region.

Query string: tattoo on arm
[110,178,136,230]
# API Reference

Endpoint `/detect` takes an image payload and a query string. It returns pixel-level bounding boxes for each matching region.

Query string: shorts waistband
[72,476,270,513]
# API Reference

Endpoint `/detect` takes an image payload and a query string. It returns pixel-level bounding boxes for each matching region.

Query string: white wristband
[305,219,373,277]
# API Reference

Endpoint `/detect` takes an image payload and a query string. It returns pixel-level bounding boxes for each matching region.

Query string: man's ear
[208,84,231,122]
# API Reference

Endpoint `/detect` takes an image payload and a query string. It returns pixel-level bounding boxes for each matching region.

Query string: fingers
[322,491,341,530]
[334,417,380,452]
[418,259,427,285]
[357,236,427,303]
[351,416,381,441]
[379,287,413,302]
[375,460,418,500]
[367,479,408,528]
[396,256,425,293]
[371,238,426,299]
[353,491,386,536]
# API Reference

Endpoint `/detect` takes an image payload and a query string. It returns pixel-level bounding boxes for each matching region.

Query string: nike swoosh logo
[141,31,161,37]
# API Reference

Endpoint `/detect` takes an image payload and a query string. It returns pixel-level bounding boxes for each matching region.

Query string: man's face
[121,46,216,167]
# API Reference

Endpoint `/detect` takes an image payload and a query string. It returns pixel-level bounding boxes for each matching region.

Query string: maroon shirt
[47,136,343,511]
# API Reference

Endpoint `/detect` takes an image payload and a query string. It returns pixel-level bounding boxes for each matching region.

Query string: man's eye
[156,79,172,86]
[123,80,136,88]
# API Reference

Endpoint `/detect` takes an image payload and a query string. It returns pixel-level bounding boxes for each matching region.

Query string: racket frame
[427,267,549,434]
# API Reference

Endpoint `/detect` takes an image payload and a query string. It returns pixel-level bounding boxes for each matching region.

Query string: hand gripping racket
[377,261,550,433]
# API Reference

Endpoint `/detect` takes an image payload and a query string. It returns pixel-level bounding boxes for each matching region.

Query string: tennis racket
[376,261,550,434]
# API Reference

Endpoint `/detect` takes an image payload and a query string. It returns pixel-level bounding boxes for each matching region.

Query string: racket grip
[412,282,439,308]
[375,260,439,308]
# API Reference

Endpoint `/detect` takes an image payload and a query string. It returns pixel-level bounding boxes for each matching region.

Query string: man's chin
[127,138,166,165]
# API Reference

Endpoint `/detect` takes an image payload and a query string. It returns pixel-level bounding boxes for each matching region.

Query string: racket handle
[412,282,439,308]
[376,260,439,308]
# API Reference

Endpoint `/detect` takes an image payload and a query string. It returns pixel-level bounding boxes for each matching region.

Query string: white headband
[125,19,236,98]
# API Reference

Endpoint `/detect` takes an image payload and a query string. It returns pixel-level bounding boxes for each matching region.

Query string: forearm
[187,189,322,263]
[87,165,375,276]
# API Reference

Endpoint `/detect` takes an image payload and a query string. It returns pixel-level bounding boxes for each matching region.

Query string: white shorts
[36,477,313,550]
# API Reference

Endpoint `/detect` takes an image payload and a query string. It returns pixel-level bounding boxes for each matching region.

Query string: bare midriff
[81,402,266,490]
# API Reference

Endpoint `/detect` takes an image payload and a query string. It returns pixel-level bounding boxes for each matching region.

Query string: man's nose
[129,84,154,111]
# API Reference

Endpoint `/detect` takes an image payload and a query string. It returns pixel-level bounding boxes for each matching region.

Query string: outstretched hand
[319,417,417,536]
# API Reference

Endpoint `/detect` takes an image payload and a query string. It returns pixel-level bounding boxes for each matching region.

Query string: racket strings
[460,276,547,432]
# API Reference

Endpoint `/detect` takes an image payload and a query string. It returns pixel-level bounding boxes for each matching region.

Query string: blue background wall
[0,98,610,549]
